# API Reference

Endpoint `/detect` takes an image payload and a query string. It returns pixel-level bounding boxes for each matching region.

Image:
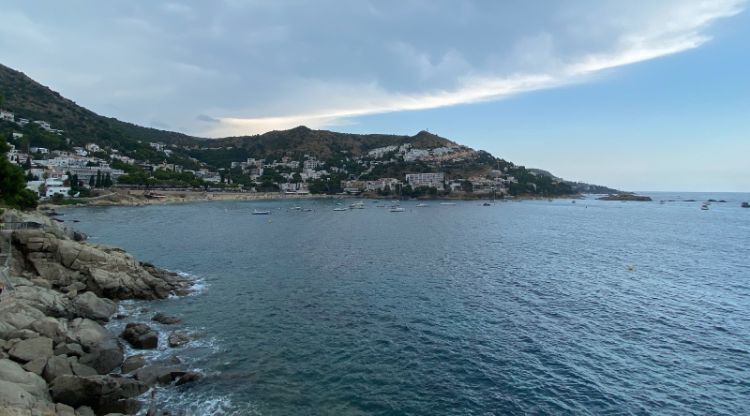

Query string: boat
[416,203,428,207]
[349,201,365,209]
[701,202,710,211]
[439,202,456,206]
[252,209,271,215]
[389,207,405,212]
[482,202,491,206]
[290,206,302,211]
[333,207,348,211]
[742,202,750,208]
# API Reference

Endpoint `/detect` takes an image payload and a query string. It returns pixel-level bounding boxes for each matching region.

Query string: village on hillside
[1,103,563,203]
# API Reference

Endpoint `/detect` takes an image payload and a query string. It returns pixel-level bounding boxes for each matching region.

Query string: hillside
[0,62,615,196]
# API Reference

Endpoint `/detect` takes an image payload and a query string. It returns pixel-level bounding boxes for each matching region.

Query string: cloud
[0,1,744,137]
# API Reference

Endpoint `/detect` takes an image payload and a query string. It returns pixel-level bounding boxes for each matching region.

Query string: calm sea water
[64,193,750,415]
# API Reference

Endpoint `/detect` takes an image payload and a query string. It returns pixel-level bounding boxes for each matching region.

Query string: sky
[1,1,748,191]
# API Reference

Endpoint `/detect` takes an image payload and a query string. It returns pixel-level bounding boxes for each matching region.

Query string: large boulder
[42,355,73,383]
[0,300,46,338]
[30,317,69,344]
[65,318,107,349]
[74,292,117,321]
[10,285,73,319]
[49,375,147,414]
[78,337,124,375]
[8,337,54,363]
[121,323,158,349]
[0,359,51,401]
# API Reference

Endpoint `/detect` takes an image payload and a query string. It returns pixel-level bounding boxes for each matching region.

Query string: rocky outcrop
[151,313,181,325]
[167,331,191,348]
[121,324,158,349]
[0,209,195,415]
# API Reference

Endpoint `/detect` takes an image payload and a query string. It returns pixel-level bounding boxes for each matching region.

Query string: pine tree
[104,173,112,187]
[95,171,102,188]
[89,175,95,188]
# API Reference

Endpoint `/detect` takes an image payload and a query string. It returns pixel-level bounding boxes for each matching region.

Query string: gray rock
[66,318,108,349]
[56,402,77,416]
[22,357,47,375]
[31,316,68,344]
[76,406,96,416]
[0,358,51,401]
[168,331,191,348]
[70,359,98,377]
[43,355,74,383]
[9,336,54,363]
[5,328,40,340]
[78,337,123,375]
[54,342,84,357]
[74,291,117,321]
[151,313,181,325]
[121,323,158,349]
[121,355,146,374]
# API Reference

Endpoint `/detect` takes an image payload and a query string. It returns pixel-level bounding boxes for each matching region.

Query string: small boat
[290,206,302,211]
[482,202,491,206]
[333,207,348,211]
[700,203,710,211]
[349,202,365,209]
[440,202,456,206]
[252,209,271,215]
[389,205,405,212]
[416,203,428,207]
[742,202,750,208]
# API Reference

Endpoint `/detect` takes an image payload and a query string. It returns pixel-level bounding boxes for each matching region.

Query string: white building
[403,148,431,162]
[0,110,14,122]
[12,132,23,139]
[405,172,445,190]
[30,147,49,155]
[85,143,101,152]
[33,120,53,131]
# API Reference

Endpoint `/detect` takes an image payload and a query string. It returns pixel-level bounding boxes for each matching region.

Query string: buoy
[627,265,635,272]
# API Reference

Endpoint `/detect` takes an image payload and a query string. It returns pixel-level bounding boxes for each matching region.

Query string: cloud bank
[0,0,744,136]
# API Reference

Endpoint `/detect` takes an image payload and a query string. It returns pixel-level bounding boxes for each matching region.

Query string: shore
[42,188,585,209]
[0,208,199,415]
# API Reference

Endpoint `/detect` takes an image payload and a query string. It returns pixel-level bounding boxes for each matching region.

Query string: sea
[63,192,750,415]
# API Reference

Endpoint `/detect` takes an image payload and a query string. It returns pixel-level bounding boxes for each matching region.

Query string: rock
[9,337,54,363]
[49,375,147,413]
[54,342,84,357]
[62,281,87,294]
[70,359,98,377]
[151,313,181,325]
[55,403,77,416]
[175,371,204,386]
[0,359,51,401]
[74,292,117,321]
[121,323,158,349]
[31,316,68,344]
[5,328,40,340]
[121,355,146,374]
[78,337,123,375]
[133,365,185,386]
[167,331,191,348]
[43,355,74,383]
[66,318,108,349]
[0,299,46,339]
[0,379,41,409]
[76,406,96,416]
[22,357,47,375]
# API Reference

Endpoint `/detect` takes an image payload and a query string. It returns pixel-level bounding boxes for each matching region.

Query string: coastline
[0,208,200,415]
[41,188,585,209]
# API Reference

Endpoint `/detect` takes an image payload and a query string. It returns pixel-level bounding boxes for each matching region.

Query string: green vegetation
[0,135,38,210]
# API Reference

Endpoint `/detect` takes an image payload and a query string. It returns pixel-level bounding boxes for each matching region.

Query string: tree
[104,173,112,187]
[95,170,102,188]
[89,175,95,188]
[0,137,38,210]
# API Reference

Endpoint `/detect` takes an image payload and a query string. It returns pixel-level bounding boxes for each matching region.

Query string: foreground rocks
[0,209,195,415]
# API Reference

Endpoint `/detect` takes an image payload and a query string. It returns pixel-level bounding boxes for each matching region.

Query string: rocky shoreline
[0,209,201,415]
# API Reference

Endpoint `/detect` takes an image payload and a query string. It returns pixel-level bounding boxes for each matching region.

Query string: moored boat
[252,209,271,215]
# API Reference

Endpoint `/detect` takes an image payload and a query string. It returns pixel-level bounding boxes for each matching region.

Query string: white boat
[252,209,271,215]
[416,203,428,207]
[389,207,405,212]
[440,202,456,206]
[349,201,365,209]
[290,206,302,211]
[333,207,349,211]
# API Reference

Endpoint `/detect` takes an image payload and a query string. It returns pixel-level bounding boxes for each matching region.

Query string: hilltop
[0,63,614,198]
